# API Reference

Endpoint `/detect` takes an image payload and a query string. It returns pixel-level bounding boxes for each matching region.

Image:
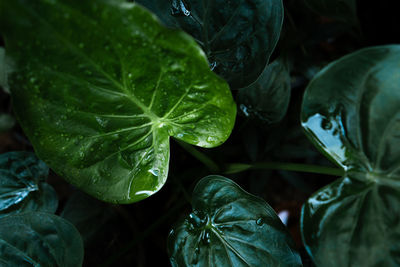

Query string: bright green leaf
[135,0,284,88]
[0,151,58,218]
[237,59,291,123]
[0,212,84,266]
[168,175,302,267]
[0,0,236,203]
[301,45,400,267]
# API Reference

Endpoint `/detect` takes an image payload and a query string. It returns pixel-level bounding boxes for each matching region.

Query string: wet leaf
[237,59,291,123]
[135,0,284,88]
[0,151,57,218]
[301,45,400,266]
[1,0,236,203]
[0,212,84,266]
[168,175,302,267]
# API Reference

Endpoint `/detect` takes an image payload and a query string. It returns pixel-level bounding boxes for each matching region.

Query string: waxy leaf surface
[135,0,284,88]
[301,45,400,267]
[168,175,302,267]
[0,151,57,218]
[0,212,84,266]
[0,0,236,203]
[237,59,291,123]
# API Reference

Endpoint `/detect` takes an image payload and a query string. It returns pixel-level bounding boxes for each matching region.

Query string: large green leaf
[0,151,57,218]
[168,175,302,266]
[301,45,400,266]
[135,0,284,88]
[0,0,236,203]
[304,0,358,27]
[237,59,291,123]
[0,212,84,266]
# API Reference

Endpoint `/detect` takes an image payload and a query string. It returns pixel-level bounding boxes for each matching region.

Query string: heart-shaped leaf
[301,45,400,266]
[0,0,236,203]
[135,0,284,88]
[237,59,291,123]
[168,175,302,267]
[0,212,84,266]
[0,151,57,218]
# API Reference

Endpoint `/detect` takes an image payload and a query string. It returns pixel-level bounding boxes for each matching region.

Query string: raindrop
[321,118,333,130]
[78,43,85,49]
[209,61,217,71]
[256,218,264,226]
[239,104,250,117]
[171,0,191,17]
[148,168,159,177]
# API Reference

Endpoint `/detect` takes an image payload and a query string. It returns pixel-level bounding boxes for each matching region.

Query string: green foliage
[134,0,284,88]
[0,151,57,218]
[0,114,15,133]
[0,212,84,266]
[237,59,291,123]
[301,45,400,267]
[168,176,302,266]
[0,0,236,203]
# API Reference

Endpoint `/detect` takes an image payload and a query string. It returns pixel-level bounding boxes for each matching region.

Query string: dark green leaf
[168,175,302,267]
[135,0,284,88]
[61,190,115,244]
[304,0,358,26]
[0,0,236,203]
[0,113,15,133]
[301,45,400,267]
[0,212,84,266]
[237,59,291,123]
[0,151,58,218]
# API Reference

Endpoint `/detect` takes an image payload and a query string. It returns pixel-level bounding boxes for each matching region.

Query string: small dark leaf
[0,212,84,266]
[237,59,291,123]
[0,47,12,93]
[135,0,284,88]
[0,151,57,218]
[168,175,302,267]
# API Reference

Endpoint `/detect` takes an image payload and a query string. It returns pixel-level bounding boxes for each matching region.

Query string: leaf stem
[175,139,220,172]
[224,162,344,176]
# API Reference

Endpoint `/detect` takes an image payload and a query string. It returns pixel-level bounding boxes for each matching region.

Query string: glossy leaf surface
[237,59,291,123]
[135,0,284,88]
[304,0,358,26]
[0,151,57,218]
[168,175,302,267]
[0,212,84,266]
[301,45,400,267]
[0,0,236,203]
